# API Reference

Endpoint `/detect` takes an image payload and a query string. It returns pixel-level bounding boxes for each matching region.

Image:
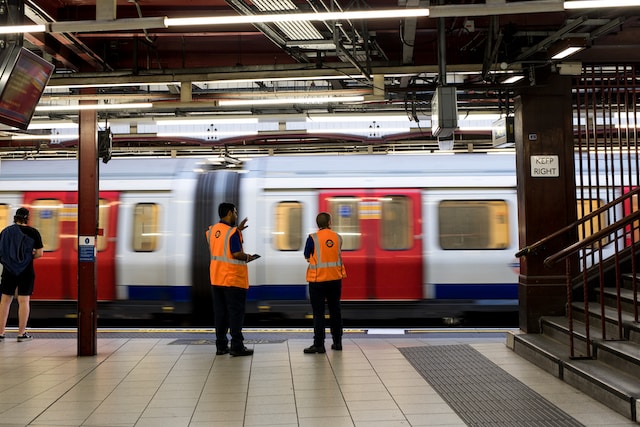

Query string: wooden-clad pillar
[77,98,98,356]
[515,73,577,333]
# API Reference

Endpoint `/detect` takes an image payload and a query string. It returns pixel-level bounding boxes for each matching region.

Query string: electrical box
[98,128,112,163]
[492,117,515,148]
[431,86,458,138]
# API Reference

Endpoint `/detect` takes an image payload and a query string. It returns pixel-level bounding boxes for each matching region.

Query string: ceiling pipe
[437,9,446,85]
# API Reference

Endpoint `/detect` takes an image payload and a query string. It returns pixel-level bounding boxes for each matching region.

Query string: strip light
[36,103,153,112]
[157,131,258,137]
[564,0,640,8]
[0,24,46,34]
[165,9,429,27]
[156,118,259,125]
[219,96,364,106]
[551,46,585,59]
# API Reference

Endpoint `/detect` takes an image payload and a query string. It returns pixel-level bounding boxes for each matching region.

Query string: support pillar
[515,73,577,333]
[77,99,98,356]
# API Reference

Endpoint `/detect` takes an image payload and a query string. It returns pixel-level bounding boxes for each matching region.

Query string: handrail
[544,209,640,267]
[515,186,640,259]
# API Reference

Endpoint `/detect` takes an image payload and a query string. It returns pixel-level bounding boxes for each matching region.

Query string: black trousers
[309,279,343,347]
[211,285,248,352]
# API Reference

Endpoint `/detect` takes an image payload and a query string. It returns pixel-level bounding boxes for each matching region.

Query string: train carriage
[0,152,620,324]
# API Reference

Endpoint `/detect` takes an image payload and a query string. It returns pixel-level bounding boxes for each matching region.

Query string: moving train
[0,153,533,324]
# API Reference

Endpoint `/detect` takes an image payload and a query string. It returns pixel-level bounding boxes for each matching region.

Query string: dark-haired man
[206,202,259,357]
[303,212,347,354]
[0,207,43,342]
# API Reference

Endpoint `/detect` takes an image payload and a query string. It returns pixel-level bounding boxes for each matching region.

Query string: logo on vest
[215,230,221,238]
[325,239,334,248]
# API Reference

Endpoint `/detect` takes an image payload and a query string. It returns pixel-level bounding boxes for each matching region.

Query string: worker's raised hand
[238,217,249,230]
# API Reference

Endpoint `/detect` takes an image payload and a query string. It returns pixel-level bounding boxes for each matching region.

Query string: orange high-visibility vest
[206,222,249,289]
[306,228,346,283]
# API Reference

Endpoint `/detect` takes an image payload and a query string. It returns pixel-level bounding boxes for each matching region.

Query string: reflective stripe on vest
[306,229,345,282]
[307,233,343,270]
[208,227,245,265]
[206,223,249,288]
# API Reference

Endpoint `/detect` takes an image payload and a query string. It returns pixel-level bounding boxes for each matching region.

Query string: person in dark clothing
[206,202,259,357]
[0,207,43,342]
[303,212,347,354]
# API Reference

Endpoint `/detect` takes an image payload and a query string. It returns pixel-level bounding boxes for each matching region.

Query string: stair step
[622,273,640,291]
[511,331,640,422]
[602,287,639,313]
[596,340,640,377]
[571,302,640,343]
[511,332,566,378]
[564,358,640,421]
[540,315,599,356]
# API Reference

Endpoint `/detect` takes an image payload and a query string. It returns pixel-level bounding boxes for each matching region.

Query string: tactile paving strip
[400,345,584,427]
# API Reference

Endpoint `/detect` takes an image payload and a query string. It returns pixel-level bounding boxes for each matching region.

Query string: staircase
[509,272,640,422]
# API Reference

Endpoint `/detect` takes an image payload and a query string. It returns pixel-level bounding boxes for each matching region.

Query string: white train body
[0,153,525,322]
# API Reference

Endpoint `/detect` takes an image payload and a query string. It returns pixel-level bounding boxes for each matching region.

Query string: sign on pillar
[78,236,96,262]
[531,155,559,177]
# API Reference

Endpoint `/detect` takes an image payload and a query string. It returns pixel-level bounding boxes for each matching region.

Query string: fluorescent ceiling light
[306,127,409,134]
[11,134,78,140]
[219,96,364,106]
[165,9,429,27]
[156,118,258,125]
[36,103,153,112]
[551,46,585,59]
[0,24,46,34]
[564,0,640,8]
[157,131,258,137]
[27,122,78,130]
[502,75,525,84]
[306,114,411,122]
[196,75,365,85]
[52,82,179,90]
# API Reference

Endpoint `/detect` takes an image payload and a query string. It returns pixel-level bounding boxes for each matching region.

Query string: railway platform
[0,327,634,427]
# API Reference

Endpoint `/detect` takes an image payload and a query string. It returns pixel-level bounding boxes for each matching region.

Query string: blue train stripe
[247,284,307,301]
[126,283,517,303]
[128,286,191,302]
[434,284,518,299]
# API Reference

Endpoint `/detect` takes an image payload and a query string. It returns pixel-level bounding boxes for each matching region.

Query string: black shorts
[0,270,35,296]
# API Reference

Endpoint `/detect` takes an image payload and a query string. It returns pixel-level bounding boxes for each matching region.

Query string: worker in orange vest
[303,212,347,354]
[206,202,259,357]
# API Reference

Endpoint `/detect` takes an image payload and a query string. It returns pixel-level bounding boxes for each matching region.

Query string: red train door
[319,189,423,300]
[23,191,119,301]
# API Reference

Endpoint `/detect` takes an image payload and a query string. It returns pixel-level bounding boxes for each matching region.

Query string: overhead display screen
[0,46,54,130]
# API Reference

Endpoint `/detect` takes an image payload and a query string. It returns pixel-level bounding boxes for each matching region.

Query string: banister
[515,186,640,259]
[544,209,640,267]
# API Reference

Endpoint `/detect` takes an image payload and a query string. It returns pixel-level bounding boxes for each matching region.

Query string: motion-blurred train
[3,152,627,325]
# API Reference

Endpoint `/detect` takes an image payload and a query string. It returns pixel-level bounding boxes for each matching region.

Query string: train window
[273,202,303,251]
[30,199,63,251]
[439,200,510,250]
[380,196,412,250]
[327,197,360,250]
[0,204,9,230]
[132,203,160,252]
[577,199,608,247]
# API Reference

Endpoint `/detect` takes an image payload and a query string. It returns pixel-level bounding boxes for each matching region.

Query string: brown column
[77,100,98,356]
[515,73,577,333]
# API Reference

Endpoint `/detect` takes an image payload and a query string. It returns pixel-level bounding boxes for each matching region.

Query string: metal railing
[516,187,640,358]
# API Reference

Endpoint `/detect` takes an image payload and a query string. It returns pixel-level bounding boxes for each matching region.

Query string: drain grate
[400,345,584,427]
[169,339,285,345]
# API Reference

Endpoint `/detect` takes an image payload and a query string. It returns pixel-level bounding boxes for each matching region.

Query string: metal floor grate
[400,345,584,427]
